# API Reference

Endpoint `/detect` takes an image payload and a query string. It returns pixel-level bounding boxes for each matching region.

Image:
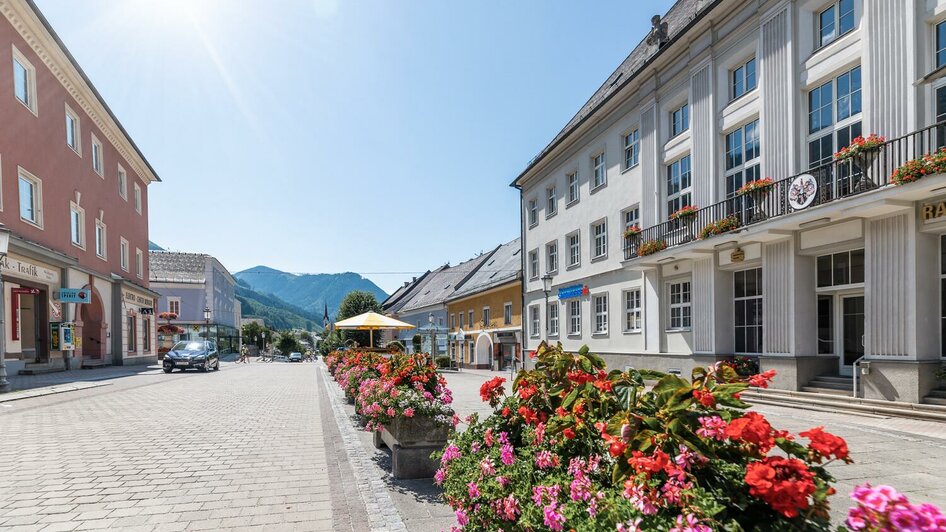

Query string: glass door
[840,295,865,376]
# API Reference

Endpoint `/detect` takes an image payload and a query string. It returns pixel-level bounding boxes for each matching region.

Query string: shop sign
[50,322,61,351]
[0,254,59,283]
[921,201,946,222]
[140,307,154,315]
[58,288,91,304]
[788,174,818,210]
[11,287,40,341]
[730,248,745,263]
[123,290,152,306]
[558,284,589,299]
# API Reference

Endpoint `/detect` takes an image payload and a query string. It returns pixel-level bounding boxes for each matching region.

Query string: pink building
[0,0,160,374]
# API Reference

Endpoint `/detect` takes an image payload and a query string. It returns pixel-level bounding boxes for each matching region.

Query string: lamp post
[0,224,11,393]
[203,307,211,347]
[428,312,437,361]
[261,331,266,354]
[541,274,553,340]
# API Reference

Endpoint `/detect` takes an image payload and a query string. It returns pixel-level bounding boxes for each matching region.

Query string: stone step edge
[741,390,946,422]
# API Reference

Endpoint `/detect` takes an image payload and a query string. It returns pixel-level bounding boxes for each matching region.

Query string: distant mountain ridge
[235,266,388,319]
[235,280,321,331]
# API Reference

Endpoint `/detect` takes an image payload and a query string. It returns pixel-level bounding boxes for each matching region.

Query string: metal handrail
[852,355,866,399]
[627,122,946,260]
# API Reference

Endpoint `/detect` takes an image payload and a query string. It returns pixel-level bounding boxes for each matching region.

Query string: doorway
[17,290,48,363]
[817,292,864,376]
[80,288,106,360]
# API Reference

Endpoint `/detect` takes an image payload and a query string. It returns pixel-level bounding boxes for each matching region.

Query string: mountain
[235,280,322,331]
[234,266,388,318]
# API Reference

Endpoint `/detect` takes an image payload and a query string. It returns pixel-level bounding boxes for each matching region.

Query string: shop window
[734,268,763,354]
[127,315,137,353]
[816,249,864,287]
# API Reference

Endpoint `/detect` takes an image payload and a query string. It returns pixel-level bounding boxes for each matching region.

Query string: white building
[515,0,946,404]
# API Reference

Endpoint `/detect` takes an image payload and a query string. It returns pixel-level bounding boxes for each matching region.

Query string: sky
[34,0,674,294]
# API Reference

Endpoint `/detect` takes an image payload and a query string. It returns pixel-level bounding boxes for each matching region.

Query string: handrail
[625,122,946,260]
[852,355,866,398]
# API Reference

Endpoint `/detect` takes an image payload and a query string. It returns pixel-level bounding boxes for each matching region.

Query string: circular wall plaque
[788,174,818,210]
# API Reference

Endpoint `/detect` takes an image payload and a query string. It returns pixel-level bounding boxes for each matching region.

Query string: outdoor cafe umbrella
[333,311,414,347]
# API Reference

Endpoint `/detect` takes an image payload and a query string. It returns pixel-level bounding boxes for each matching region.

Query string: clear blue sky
[35,0,673,294]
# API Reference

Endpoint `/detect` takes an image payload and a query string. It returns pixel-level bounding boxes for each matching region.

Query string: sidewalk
[3,363,164,393]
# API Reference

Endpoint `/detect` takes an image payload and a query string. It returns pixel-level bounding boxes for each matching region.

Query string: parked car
[273,354,289,363]
[163,341,219,373]
[289,352,303,363]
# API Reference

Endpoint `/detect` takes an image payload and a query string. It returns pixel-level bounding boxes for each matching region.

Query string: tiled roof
[398,253,492,313]
[449,238,521,300]
[383,268,441,313]
[149,251,206,284]
[513,0,711,185]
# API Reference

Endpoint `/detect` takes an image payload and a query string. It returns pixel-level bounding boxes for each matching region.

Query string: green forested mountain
[235,280,321,331]
[234,266,387,319]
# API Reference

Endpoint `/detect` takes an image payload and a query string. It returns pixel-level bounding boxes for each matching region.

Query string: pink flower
[455,508,468,526]
[441,444,461,464]
[434,468,446,486]
[484,428,494,447]
[535,450,557,470]
[403,408,415,418]
[490,494,520,521]
[670,513,712,532]
[467,482,480,499]
[500,443,515,466]
[542,503,566,531]
[696,415,728,441]
[496,476,509,487]
[480,458,496,476]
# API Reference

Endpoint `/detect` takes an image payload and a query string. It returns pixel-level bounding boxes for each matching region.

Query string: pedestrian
[239,345,248,364]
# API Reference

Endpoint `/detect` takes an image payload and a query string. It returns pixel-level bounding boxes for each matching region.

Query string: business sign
[60,323,75,351]
[922,200,946,222]
[140,307,155,315]
[788,174,818,210]
[58,288,91,304]
[50,322,61,351]
[558,284,589,300]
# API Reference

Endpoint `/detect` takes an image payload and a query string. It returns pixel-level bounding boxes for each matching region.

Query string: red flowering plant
[622,225,642,239]
[890,148,946,186]
[434,343,853,531]
[834,134,886,161]
[736,177,776,196]
[697,215,741,240]
[356,353,455,432]
[636,239,667,257]
[332,351,385,399]
[669,205,700,221]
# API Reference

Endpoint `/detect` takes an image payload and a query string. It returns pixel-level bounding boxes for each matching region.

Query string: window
[593,293,608,334]
[95,220,106,259]
[450,314,455,329]
[816,249,864,287]
[530,305,540,338]
[529,249,539,279]
[142,318,151,352]
[818,0,855,48]
[546,186,557,217]
[91,136,103,176]
[482,307,490,327]
[591,220,608,259]
[548,302,559,337]
[623,129,640,169]
[592,152,606,189]
[120,238,129,271]
[546,241,558,273]
[118,166,127,199]
[734,268,763,354]
[168,298,181,317]
[134,183,142,214]
[667,155,692,218]
[65,105,80,154]
[668,281,692,330]
[459,311,464,329]
[623,206,640,232]
[725,120,761,218]
[623,289,642,332]
[127,316,137,353]
[731,58,757,100]
[808,66,861,177]
[18,168,42,227]
[670,103,689,137]
[70,203,85,248]
[504,302,513,325]
[136,248,144,278]
[568,299,581,336]
[567,231,580,267]
[940,85,946,149]
[468,311,474,330]
[528,198,538,226]
[12,47,36,113]
[567,172,579,204]
[938,21,946,69]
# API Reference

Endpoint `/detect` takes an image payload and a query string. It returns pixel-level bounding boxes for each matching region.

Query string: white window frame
[667,280,692,331]
[120,237,129,272]
[118,165,128,200]
[566,171,579,205]
[623,288,642,333]
[734,268,763,355]
[135,248,144,278]
[817,0,855,49]
[528,249,539,279]
[807,66,862,170]
[666,155,692,219]
[503,302,513,326]
[528,198,538,227]
[168,297,181,316]
[547,302,559,337]
[591,219,608,260]
[133,183,142,214]
[529,305,540,338]
[593,293,609,335]
[69,202,85,249]
[458,311,465,329]
[127,315,137,353]
[17,167,42,228]
[546,185,557,218]
[65,103,81,155]
[724,120,761,200]
[730,58,757,101]
[91,135,104,177]
[568,299,582,337]
[591,152,607,190]
[670,103,689,137]
[482,307,490,328]
[11,45,37,115]
[546,240,558,274]
[142,317,151,352]
[623,129,640,170]
[567,231,580,268]
[95,219,107,260]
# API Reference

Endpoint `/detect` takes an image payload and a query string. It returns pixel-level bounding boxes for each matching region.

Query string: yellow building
[446,239,522,370]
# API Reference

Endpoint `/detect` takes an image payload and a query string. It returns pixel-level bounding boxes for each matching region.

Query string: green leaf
[652,374,689,395]
[578,345,590,356]
[561,388,579,409]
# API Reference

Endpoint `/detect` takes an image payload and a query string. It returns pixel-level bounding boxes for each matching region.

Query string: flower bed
[434,343,944,531]
[356,353,455,432]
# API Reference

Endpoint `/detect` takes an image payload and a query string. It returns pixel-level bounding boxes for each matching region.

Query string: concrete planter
[372,415,450,479]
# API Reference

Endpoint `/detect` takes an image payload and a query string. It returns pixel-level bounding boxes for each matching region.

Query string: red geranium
[692,389,716,408]
[517,382,538,400]
[479,377,506,407]
[800,426,849,461]
[563,428,576,439]
[725,412,776,455]
[518,406,539,425]
[745,457,816,518]
[748,370,777,388]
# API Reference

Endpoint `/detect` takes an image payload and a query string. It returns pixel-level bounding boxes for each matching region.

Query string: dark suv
[163,341,219,373]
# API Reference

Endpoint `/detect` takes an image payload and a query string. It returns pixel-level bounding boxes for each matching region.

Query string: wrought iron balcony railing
[624,122,945,260]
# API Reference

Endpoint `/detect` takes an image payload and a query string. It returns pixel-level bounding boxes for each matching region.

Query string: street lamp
[541,274,553,340]
[203,307,211,346]
[0,224,11,393]
[261,331,266,354]
[428,312,437,360]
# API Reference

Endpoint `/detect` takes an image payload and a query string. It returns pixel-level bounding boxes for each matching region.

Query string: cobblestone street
[2,362,946,531]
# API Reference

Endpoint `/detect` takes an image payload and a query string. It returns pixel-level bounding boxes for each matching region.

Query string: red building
[0,0,160,373]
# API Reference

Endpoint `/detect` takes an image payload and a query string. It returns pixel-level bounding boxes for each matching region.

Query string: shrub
[435,355,451,368]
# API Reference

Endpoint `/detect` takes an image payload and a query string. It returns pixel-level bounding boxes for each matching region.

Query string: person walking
[239,345,248,364]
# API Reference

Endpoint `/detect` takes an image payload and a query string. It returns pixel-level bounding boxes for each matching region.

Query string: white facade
[517,0,946,403]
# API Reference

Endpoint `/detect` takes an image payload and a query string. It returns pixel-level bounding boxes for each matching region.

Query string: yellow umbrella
[334,312,414,347]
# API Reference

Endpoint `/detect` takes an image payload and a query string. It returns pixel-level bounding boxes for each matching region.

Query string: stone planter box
[372,415,450,479]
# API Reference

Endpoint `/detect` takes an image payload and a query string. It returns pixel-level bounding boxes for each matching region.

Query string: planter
[852,149,880,192]
[372,415,450,479]
[680,215,697,241]
[745,187,771,223]
[345,392,355,405]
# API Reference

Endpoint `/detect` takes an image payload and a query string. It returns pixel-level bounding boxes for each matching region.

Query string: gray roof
[149,251,206,284]
[449,238,521,300]
[398,253,492,314]
[513,0,711,186]
[383,268,441,314]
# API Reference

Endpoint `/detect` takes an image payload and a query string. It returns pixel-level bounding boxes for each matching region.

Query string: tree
[276,331,303,355]
[300,331,314,345]
[241,321,271,351]
[336,291,382,347]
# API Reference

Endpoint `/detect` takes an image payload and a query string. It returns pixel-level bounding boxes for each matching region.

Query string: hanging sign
[140,307,154,315]
[788,174,818,210]
[58,288,91,304]
[50,301,62,321]
[558,284,589,299]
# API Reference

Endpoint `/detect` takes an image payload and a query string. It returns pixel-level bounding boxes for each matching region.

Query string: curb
[0,380,112,403]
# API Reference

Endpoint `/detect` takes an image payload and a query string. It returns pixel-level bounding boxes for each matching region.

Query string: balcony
[624,123,945,261]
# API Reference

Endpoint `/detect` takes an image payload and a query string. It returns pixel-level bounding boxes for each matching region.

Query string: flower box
[669,205,699,220]
[834,134,885,161]
[373,415,451,479]
[736,177,775,196]
[637,239,667,256]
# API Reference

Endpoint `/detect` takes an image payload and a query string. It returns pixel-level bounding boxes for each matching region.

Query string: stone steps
[741,387,946,422]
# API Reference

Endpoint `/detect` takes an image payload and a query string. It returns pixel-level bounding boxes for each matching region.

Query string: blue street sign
[558,284,586,300]
[58,288,91,304]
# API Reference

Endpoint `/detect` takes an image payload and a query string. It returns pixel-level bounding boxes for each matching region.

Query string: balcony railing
[624,122,945,260]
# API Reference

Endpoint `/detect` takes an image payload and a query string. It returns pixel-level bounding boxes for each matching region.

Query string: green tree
[276,331,303,354]
[336,290,382,347]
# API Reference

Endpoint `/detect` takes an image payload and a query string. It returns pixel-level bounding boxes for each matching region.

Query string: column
[862,0,917,137]
[642,268,663,353]
[759,6,795,179]
[640,103,660,227]
[690,63,715,207]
